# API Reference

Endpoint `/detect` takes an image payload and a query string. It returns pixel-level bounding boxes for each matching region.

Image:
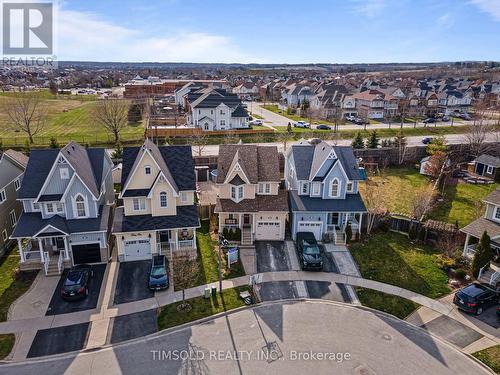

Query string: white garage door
[297,221,323,240]
[123,238,151,261]
[255,221,281,241]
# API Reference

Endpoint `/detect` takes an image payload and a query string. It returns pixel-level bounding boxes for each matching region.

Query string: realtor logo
[2,1,53,54]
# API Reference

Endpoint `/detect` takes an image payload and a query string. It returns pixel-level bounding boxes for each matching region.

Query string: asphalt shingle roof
[289,190,366,212]
[475,154,500,168]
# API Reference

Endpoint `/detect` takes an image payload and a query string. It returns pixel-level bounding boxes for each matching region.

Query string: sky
[55,0,500,63]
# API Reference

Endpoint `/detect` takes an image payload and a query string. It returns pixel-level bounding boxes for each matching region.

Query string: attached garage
[255,221,282,241]
[72,243,102,264]
[123,238,151,261]
[297,221,323,241]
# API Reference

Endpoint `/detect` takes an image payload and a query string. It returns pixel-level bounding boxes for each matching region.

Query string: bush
[471,231,492,278]
[49,137,59,148]
[454,269,466,280]
[222,227,229,240]
[345,222,352,244]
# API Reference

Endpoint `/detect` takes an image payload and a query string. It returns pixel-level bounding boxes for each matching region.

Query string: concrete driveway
[8,301,490,374]
[46,264,107,316]
[113,260,154,305]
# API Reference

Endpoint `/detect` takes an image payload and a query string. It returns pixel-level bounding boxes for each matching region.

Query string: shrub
[345,222,352,244]
[49,137,59,148]
[454,269,466,280]
[471,231,492,278]
[222,227,229,240]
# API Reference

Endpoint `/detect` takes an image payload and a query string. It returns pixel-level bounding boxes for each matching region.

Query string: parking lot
[46,264,107,315]
[114,260,154,305]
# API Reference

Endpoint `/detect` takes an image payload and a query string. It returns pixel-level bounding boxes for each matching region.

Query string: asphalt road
[6,301,490,375]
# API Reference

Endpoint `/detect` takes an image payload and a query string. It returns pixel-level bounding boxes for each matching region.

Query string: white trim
[72,193,90,218]
[0,189,5,204]
[59,167,70,180]
[1,229,7,241]
[346,181,353,192]
[14,177,21,191]
[132,197,147,212]
[311,182,321,196]
[147,171,178,198]
[33,224,69,237]
[31,201,41,212]
[329,178,341,198]
[494,206,500,222]
[144,165,152,175]
[9,210,16,227]
[486,165,494,174]
[224,161,251,185]
[180,191,188,202]
[159,191,168,208]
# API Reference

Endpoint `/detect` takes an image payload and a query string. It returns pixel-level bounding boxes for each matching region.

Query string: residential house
[281,84,313,107]
[472,155,500,182]
[341,95,357,118]
[186,88,250,131]
[11,142,114,276]
[0,150,28,255]
[113,139,200,261]
[310,84,348,119]
[232,82,259,99]
[351,90,387,119]
[285,139,367,243]
[461,188,500,287]
[215,144,288,245]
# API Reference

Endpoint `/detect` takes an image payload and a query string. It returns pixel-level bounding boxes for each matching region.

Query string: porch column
[463,233,470,256]
[17,239,25,262]
[193,228,197,250]
[172,230,178,251]
[239,213,242,230]
[38,238,44,260]
[63,236,70,260]
[358,213,363,234]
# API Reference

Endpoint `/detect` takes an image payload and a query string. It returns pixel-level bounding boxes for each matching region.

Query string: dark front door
[159,231,170,243]
[476,163,484,176]
[72,243,102,264]
[243,214,251,226]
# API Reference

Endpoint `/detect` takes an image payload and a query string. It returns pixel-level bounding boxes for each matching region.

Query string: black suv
[296,232,323,270]
[61,265,93,301]
[453,283,499,315]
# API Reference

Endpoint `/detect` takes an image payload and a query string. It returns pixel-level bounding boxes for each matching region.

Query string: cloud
[437,13,454,29]
[350,0,386,18]
[56,8,260,62]
[470,0,500,21]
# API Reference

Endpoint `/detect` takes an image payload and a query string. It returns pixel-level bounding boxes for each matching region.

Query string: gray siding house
[0,150,28,255]
[285,139,366,243]
[11,142,114,276]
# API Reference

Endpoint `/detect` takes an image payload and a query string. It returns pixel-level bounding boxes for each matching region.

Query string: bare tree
[363,180,388,235]
[464,99,496,157]
[91,98,130,144]
[190,131,208,157]
[436,232,461,259]
[1,91,47,143]
[423,151,447,178]
[173,255,199,311]
[394,131,407,165]
[410,185,435,221]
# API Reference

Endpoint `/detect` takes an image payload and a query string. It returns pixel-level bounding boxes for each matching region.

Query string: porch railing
[42,251,50,276]
[178,239,195,249]
[478,264,489,281]
[57,251,64,274]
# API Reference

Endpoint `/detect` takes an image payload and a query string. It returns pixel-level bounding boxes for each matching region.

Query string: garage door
[255,221,281,241]
[123,239,151,261]
[297,221,323,241]
[72,243,102,264]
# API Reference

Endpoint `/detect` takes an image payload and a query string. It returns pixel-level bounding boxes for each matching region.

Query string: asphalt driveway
[46,264,107,316]
[305,281,351,302]
[114,260,154,305]
[421,315,483,348]
[108,309,158,344]
[27,322,90,358]
[463,305,499,329]
[255,241,291,273]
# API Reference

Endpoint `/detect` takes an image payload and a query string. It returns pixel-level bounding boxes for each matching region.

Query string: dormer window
[145,166,152,175]
[311,182,321,196]
[159,192,168,208]
[258,183,271,195]
[231,185,244,202]
[60,168,69,180]
[301,182,309,195]
[327,150,336,159]
[346,182,353,192]
[329,178,340,198]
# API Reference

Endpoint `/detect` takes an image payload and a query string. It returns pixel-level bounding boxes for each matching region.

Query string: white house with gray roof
[0,150,28,256]
[11,142,114,276]
[285,139,367,243]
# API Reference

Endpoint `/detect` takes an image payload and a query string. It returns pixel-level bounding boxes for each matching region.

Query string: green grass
[157,286,249,330]
[262,105,338,126]
[429,182,499,227]
[0,334,15,360]
[351,232,450,299]
[473,345,500,374]
[174,221,245,290]
[356,288,420,320]
[0,249,38,322]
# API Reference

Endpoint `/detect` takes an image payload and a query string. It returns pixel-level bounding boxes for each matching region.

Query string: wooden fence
[145,127,275,138]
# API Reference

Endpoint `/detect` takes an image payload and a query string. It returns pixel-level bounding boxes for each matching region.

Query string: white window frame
[329,178,341,198]
[144,166,152,175]
[180,192,188,202]
[14,178,21,191]
[46,203,54,214]
[60,168,69,180]
[9,210,16,227]
[346,182,353,192]
[1,229,7,241]
[231,185,244,203]
[258,183,271,195]
[494,206,500,222]
[32,201,41,211]
[220,120,226,126]
[301,182,309,195]
[56,202,64,213]
[486,165,494,175]
[73,194,89,218]
[311,182,321,196]
[0,189,5,204]
[159,191,168,208]
[133,198,146,212]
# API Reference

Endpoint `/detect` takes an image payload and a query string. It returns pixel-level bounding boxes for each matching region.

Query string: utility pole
[218,234,228,294]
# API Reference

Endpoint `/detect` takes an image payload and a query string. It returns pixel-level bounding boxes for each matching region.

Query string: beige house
[113,139,199,261]
[215,145,288,245]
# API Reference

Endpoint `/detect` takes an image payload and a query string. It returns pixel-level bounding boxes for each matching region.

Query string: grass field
[472,345,500,374]
[157,286,249,330]
[356,288,420,319]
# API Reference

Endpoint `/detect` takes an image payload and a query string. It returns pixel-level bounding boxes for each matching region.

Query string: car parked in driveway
[61,265,93,301]
[453,283,499,315]
[295,232,323,271]
[423,117,435,124]
[316,124,331,130]
[148,255,169,291]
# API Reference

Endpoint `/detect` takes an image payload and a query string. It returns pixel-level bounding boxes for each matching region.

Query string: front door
[243,214,251,226]
[159,231,170,243]
[329,213,339,228]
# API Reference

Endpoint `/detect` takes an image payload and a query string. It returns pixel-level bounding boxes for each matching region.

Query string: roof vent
[308,138,322,145]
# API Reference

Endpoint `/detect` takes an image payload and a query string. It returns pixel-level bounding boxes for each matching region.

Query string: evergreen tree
[127,103,142,123]
[472,231,492,278]
[351,132,364,149]
[49,137,59,148]
[287,122,292,133]
[345,222,352,244]
[367,130,380,149]
[111,142,123,159]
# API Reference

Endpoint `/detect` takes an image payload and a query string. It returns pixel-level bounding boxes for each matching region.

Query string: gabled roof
[121,141,196,192]
[231,104,249,118]
[0,150,26,188]
[484,188,500,206]
[474,154,500,168]
[2,149,28,169]
[60,142,100,198]
[17,149,59,199]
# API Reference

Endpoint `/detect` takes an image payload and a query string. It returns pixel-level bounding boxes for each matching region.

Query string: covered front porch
[16,235,71,276]
[156,227,197,257]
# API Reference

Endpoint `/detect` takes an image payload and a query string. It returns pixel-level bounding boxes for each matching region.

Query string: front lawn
[350,232,450,299]
[356,288,419,319]
[473,345,500,374]
[0,249,38,322]
[0,334,15,360]
[157,286,249,330]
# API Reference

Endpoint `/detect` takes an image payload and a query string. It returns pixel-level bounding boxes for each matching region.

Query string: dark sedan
[316,124,331,130]
[453,283,498,315]
[296,232,323,271]
[149,255,169,291]
[60,265,93,301]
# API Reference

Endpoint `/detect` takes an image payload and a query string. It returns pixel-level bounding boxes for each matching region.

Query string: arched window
[159,191,168,208]
[74,194,87,217]
[329,179,340,197]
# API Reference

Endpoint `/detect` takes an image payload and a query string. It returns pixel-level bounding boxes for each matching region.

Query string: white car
[294,121,310,128]
[250,119,263,126]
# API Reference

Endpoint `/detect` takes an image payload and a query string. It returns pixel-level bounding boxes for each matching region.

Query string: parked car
[295,232,323,270]
[422,137,434,144]
[294,121,310,128]
[345,115,356,122]
[354,117,369,125]
[453,283,499,315]
[61,265,93,301]
[442,115,450,122]
[149,255,169,291]
[250,119,263,126]
[423,117,435,124]
[316,124,331,130]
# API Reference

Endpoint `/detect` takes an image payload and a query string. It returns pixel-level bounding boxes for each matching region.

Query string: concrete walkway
[324,243,361,304]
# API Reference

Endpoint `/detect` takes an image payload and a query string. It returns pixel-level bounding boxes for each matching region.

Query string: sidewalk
[324,243,361,304]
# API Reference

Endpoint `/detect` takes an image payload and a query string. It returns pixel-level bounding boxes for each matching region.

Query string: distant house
[0,150,28,255]
[473,155,500,182]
